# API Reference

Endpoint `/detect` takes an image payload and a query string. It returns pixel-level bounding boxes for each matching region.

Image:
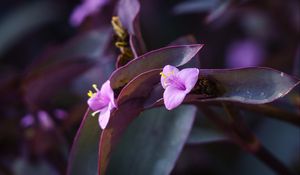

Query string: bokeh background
[0,0,299,174]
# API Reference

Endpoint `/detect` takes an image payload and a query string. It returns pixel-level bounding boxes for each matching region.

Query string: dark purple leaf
[195,67,300,104]
[0,1,61,57]
[98,99,143,175]
[22,58,93,109]
[22,30,109,109]
[172,0,218,15]
[117,0,146,56]
[117,69,161,105]
[13,158,57,175]
[67,109,100,175]
[107,106,196,175]
[27,30,109,71]
[145,67,300,108]
[168,35,201,69]
[186,128,227,144]
[71,45,204,174]
[109,44,204,89]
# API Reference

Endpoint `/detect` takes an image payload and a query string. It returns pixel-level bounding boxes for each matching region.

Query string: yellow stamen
[91,110,100,116]
[92,84,99,91]
[87,90,94,97]
[160,71,174,79]
[160,70,176,87]
[160,72,167,78]
[87,84,99,98]
[168,71,174,76]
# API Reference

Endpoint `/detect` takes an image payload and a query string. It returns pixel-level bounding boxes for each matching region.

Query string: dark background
[0,0,299,174]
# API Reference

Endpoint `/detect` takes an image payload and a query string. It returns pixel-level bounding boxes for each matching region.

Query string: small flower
[70,0,108,26]
[21,114,35,128]
[87,80,116,129]
[38,110,54,130]
[160,65,199,110]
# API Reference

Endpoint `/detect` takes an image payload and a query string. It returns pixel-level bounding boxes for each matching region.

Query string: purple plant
[1,0,299,175]
[66,1,300,174]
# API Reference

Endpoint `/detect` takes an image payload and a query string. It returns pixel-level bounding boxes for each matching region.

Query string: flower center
[87,84,99,97]
[160,71,186,90]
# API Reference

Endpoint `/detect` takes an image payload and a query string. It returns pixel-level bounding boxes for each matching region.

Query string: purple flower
[87,80,116,129]
[21,114,34,128]
[160,65,199,110]
[226,40,265,68]
[38,110,54,130]
[70,0,108,26]
[54,109,68,120]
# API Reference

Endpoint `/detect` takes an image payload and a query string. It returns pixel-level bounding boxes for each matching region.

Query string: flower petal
[163,65,179,74]
[98,105,111,129]
[70,0,108,26]
[161,65,179,89]
[70,6,89,26]
[101,80,116,108]
[38,110,54,130]
[163,86,187,110]
[87,94,107,111]
[177,68,199,92]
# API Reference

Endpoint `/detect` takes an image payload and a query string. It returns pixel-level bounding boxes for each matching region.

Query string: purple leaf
[117,0,146,56]
[109,44,204,90]
[168,35,201,70]
[145,67,300,108]
[99,70,197,175]
[23,58,93,109]
[117,69,161,105]
[186,128,227,145]
[70,0,109,26]
[107,106,196,175]
[67,109,100,175]
[117,0,139,35]
[0,1,61,57]
[71,45,204,175]
[195,67,300,104]
[98,99,143,175]
[22,30,108,108]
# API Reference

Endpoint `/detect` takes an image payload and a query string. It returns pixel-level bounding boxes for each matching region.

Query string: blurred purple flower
[87,80,116,129]
[54,109,68,120]
[38,110,54,130]
[70,0,108,26]
[21,114,34,128]
[160,65,199,110]
[226,40,265,68]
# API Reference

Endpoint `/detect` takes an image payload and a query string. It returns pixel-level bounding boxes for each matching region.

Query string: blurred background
[0,0,299,174]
